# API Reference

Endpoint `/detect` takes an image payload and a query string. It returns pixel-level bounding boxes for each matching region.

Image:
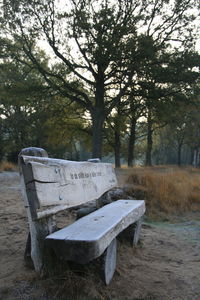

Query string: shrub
[0,161,17,172]
[126,166,200,218]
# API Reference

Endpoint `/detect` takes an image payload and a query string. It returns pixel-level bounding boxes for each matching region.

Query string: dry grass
[21,264,108,300]
[0,161,17,172]
[125,166,200,219]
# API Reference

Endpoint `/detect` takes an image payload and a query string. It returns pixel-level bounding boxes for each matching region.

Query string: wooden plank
[21,161,40,219]
[19,147,57,273]
[37,204,71,219]
[22,157,117,210]
[102,238,117,285]
[46,199,145,264]
[133,218,143,246]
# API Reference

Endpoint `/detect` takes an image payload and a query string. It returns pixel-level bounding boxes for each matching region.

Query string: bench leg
[26,217,57,274]
[24,232,34,268]
[102,238,117,285]
[133,218,143,246]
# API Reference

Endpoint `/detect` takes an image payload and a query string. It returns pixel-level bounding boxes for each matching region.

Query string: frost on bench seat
[46,199,145,264]
[19,147,146,284]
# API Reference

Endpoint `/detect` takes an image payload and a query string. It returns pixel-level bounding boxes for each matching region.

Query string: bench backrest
[19,151,118,220]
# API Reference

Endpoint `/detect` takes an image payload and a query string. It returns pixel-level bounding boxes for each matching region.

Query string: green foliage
[152,93,200,165]
[1,0,200,162]
[0,46,90,161]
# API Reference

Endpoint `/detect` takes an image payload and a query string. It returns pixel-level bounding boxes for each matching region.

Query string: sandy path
[0,171,200,300]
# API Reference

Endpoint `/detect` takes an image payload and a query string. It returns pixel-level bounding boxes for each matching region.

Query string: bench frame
[19,147,145,284]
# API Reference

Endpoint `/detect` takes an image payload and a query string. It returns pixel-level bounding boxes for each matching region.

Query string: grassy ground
[116,166,200,220]
[0,167,200,299]
[1,160,199,218]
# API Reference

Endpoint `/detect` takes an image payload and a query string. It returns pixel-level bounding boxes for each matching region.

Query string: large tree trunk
[128,117,136,167]
[91,114,104,159]
[91,71,105,159]
[114,130,121,168]
[177,143,182,166]
[190,147,194,166]
[145,111,153,166]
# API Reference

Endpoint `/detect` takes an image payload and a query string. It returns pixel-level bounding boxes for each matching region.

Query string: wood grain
[46,199,145,263]
[22,155,117,214]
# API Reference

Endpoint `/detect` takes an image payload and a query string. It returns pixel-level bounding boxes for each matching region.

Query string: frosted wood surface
[22,155,117,209]
[47,200,145,241]
[103,238,117,285]
[46,200,145,263]
[37,205,70,219]
[133,218,142,245]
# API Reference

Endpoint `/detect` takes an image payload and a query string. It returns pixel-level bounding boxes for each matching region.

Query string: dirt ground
[0,171,200,300]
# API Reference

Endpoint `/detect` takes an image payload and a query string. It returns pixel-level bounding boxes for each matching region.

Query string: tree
[150,91,200,166]
[3,0,199,159]
[3,0,142,158]
[0,56,90,160]
[44,96,91,159]
[0,57,50,160]
[104,100,128,167]
[124,91,145,167]
[138,48,200,165]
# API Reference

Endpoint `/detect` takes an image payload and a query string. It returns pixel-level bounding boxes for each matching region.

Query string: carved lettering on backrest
[21,155,118,218]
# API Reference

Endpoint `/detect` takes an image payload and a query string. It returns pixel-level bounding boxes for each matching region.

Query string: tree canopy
[1,0,200,164]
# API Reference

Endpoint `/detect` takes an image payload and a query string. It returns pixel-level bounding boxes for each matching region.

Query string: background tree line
[0,0,200,166]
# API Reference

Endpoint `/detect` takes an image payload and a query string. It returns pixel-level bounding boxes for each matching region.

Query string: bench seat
[19,147,146,284]
[46,199,145,264]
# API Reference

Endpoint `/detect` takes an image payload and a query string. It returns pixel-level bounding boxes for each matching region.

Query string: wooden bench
[18,147,145,284]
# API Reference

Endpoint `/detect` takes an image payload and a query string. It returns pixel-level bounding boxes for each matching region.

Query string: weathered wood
[19,147,146,283]
[88,158,101,163]
[30,216,57,273]
[19,147,48,159]
[24,232,33,267]
[37,205,72,219]
[46,199,145,264]
[19,147,57,273]
[102,238,117,285]
[76,206,97,219]
[133,217,143,246]
[21,156,117,216]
